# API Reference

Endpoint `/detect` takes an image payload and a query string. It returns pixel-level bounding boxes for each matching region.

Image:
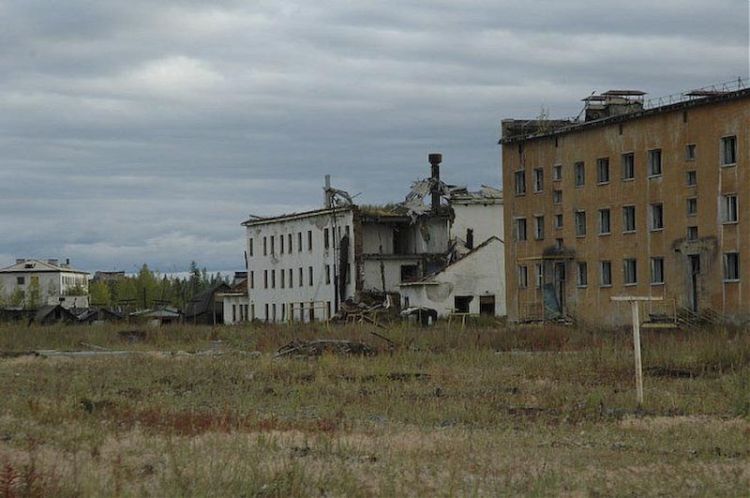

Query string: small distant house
[220,273,250,325]
[77,307,125,324]
[399,237,506,317]
[184,282,232,325]
[33,304,79,325]
[130,307,182,327]
[0,259,89,309]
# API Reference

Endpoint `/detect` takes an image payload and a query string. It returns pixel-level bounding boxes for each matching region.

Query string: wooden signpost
[611,296,663,406]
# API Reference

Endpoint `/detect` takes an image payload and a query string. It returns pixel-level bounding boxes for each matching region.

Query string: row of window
[250,264,351,290]
[514,136,738,195]
[518,253,741,289]
[259,301,333,322]
[513,195,739,240]
[249,226,350,258]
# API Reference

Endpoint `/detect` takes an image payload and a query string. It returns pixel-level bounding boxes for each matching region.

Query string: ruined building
[500,81,750,326]
[242,154,505,322]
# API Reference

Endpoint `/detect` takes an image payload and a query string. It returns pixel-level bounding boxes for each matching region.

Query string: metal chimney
[428,153,442,212]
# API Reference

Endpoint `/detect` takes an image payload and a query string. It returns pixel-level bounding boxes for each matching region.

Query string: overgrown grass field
[0,322,748,496]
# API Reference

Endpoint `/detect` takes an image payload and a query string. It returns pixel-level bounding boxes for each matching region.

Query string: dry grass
[0,321,748,496]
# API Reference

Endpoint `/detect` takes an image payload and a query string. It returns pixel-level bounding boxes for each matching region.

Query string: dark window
[648,149,662,176]
[722,136,737,165]
[599,209,611,234]
[555,213,563,229]
[553,165,562,181]
[400,265,418,282]
[263,270,268,289]
[600,261,612,286]
[298,232,302,252]
[533,168,544,192]
[721,195,738,223]
[574,162,585,186]
[466,228,474,249]
[623,206,636,232]
[270,235,275,255]
[299,267,303,287]
[621,153,635,179]
[687,170,697,186]
[325,265,331,284]
[249,271,254,289]
[16,276,24,285]
[307,230,313,251]
[263,236,267,256]
[686,144,696,161]
[650,203,664,230]
[687,198,697,216]
[687,226,698,241]
[597,158,610,183]
[517,266,528,288]
[288,268,293,288]
[514,170,526,195]
[553,190,562,204]
[271,269,276,288]
[454,296,473,313]
[324,228,330,249]
[249,238,254,257]
[624,259,637,285]
[534,216,544,240]
[308,266,313,286]
[575,211,586,237]
[577,262,588,287]
[724,252,740,281]
[515,218,527,241]
[280,234,284,254]
[650,257,664,284]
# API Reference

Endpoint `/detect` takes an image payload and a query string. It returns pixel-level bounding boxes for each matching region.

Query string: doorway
[688,255,700,312]
[553,262,566,313]
[479,295,495,315]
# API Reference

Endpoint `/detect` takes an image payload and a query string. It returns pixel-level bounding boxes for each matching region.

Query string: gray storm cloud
[0,0,747,271]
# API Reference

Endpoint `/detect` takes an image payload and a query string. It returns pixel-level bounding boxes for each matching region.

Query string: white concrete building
[242,154,506,322]
[0,259,89,309]
[399,237,506,317]
[243,207,357,322]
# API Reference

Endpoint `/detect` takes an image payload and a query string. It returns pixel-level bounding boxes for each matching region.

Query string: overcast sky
[1,0,747,273]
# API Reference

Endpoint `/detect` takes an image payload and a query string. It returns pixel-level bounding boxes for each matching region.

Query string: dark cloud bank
[1,0,747,272]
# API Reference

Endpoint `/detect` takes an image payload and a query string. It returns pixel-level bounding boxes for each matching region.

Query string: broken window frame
[552,189,562,204]
[721,135,737,166]
[596,157,610,184]
[686,170,697,186]
[621,153,635,180]
[574,210,586,237]
[686,144,696,161]
[721,194,738,224]
[686,197,697,216]
[552,164,562,181]
[598,208,611,235]
[600,260,612,287]
[517,265,528,289]
[650,257,664,285]
[514,217,527,241]
[534,215,544,240]
[723,252,740,282]
[577,261,588,288]
[649,203,664,231]
[554,213,563,229]
[648,148,662,177]
[574,161,585,187]
[514,170,526,195]
[623,258,637,286]
[623,205,636,233]
[535,263,544,288]
[533,168,544,192]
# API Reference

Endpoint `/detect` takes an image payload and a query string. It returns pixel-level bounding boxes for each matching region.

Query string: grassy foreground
[0,322,748,497]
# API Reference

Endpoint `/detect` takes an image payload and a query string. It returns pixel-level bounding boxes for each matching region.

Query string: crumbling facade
[501,84,750,326]
[243,154,506,322]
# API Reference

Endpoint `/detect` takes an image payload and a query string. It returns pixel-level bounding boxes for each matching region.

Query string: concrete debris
[274,339,377,358]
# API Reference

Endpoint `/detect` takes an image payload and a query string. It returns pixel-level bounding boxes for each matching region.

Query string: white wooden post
[612,296,662,407]
[630,301,643,406]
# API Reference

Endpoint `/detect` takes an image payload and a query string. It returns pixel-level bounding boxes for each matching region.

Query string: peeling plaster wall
[245,209,355,322]
[400,238,506,316]
[503,94,750,326]
[362,257,422,293]
[222,295,250,325]
[451,202,504,247]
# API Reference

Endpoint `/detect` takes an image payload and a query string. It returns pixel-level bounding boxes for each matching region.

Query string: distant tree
[66,284,87,296]
[26,279,41,310]
[89,281,112,307]
[9,287,25,307]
